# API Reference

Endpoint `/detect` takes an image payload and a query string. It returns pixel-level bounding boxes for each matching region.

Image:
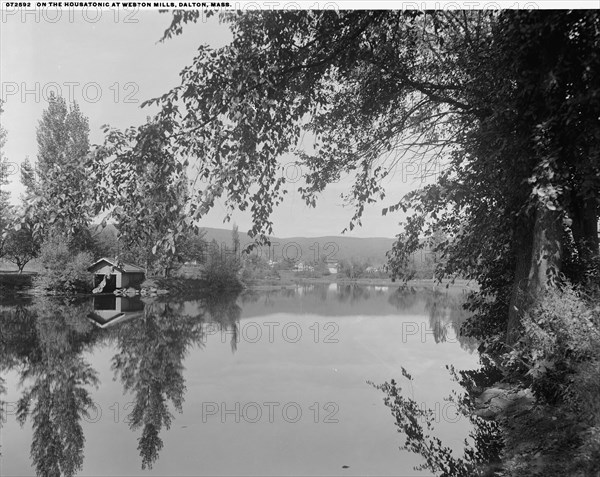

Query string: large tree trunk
[571,195,599,271]
[506,205,563,345]
[506,224,533,346]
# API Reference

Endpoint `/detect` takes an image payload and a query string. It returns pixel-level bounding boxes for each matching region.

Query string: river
[0,284,481,476]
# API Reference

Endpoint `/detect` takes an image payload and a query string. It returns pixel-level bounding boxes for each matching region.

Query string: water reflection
[336,284,372,303]
[1,292,242,474]
[1,298,98,477]
[371,354,506,476]
[88,295,145,328]
[371,289,499,476]
[1,284,479,476]
[387,287,477,351]
[111,301,195,469]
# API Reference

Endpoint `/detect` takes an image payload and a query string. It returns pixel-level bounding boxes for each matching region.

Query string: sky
[1,5,446,238]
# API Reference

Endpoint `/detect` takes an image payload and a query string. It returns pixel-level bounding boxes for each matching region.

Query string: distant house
[365,266,384,274]
[88,257,145,293]
[326,259,338,274]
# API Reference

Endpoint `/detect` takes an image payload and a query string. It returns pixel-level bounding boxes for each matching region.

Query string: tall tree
[25,95,91,248]
[146,10,599,344]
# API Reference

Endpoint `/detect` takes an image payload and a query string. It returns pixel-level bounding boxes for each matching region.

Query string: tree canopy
[23,95,92,245]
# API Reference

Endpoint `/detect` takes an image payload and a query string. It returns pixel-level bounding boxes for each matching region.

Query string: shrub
[240,255,279,282]
[504,285,600,403]
[34,233,93,293]
[203,239,242,289]
[501,283,600,476]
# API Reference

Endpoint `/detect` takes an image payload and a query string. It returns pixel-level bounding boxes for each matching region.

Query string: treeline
[0,96,243,293]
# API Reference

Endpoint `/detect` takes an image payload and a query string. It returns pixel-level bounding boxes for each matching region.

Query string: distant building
[88,257,146,293]
[294,261,315,272]
[365,266,384,274]
[326,259,338,274]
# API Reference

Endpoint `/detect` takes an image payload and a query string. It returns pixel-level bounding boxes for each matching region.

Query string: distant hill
[201,227,396,265]
[90,224,398,265]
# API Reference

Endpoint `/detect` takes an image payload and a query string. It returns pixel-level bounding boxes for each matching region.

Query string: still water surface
[1,284,479,476]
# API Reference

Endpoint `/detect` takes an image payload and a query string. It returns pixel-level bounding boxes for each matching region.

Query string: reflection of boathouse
[88,295,144,328]
[88,258,145,293]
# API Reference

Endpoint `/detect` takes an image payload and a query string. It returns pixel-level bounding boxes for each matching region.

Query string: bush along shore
[371,281,600,477]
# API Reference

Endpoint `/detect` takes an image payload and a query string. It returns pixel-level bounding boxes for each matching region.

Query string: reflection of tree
[204,292,242,352]
[297,283,328,301]
[1,298,99,477]
[111,291,241,469]
[371,363,503,476]
[446,360,504,472]
[388,288,420,310]
[336,284,371,303]
[239,289,261,304]
[16,354,98,477]
[0,302,38,367]
[389,288,479,351]
[111,301,196,469]
[1,290,244,474]
[424,291,478,351]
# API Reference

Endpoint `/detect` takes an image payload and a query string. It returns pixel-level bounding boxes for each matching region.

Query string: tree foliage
[34,233,94,293]
[92,119,194,276]
[3,222,40,273]
[148,10,599,345]
[24,95,91,246]
[203,231,243,289]
[148,11,487,239]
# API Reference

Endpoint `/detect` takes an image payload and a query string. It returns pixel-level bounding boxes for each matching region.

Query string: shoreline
[1,271,477,299]
[243,277,478,291]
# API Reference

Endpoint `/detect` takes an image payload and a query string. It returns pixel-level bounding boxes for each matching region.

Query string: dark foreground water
[1,284,480,476]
